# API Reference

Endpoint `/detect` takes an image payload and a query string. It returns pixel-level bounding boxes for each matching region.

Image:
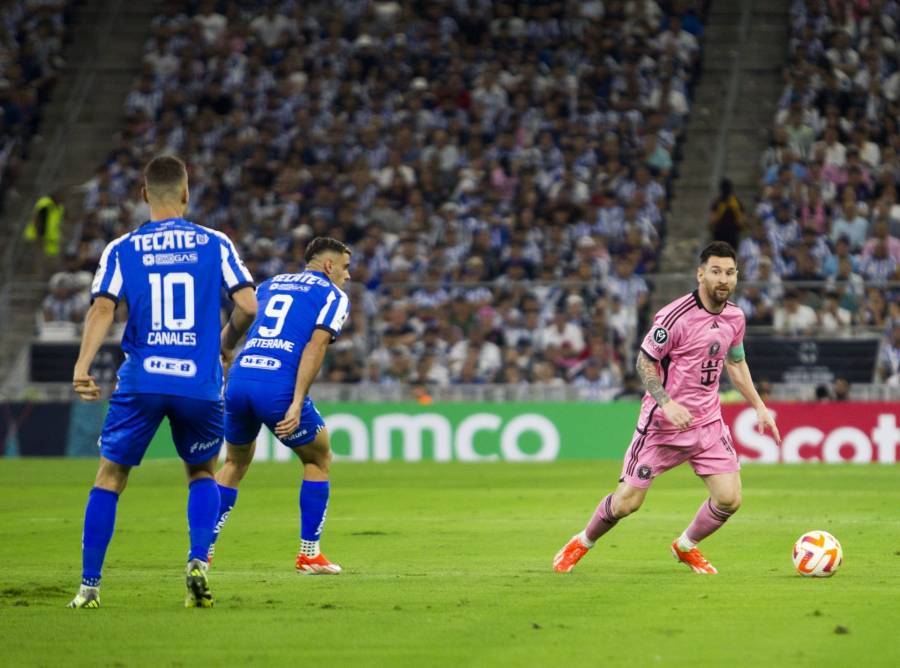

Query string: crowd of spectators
[0,0,70,209]
[729,0,900,369]
[49,0,711,395]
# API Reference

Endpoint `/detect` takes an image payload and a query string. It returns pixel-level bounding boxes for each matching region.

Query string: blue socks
[187,478,220,562]
[81,477,220,585]
[300,480,329,541]
[211,484,238,547]
[81,487,119,587]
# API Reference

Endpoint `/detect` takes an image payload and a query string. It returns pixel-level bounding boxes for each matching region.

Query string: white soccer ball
[792,530,843,577]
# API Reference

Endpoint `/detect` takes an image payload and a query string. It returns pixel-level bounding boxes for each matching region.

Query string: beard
[706,282,733,305]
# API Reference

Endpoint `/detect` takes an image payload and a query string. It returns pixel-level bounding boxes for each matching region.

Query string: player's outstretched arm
[725,357,781,444]
[72,297,116,401]
[636,350,693,430]
[274,329,331,438]
[221,286,257,364]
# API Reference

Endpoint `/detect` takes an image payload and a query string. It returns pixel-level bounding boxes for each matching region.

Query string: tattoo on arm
[636,351,670,406]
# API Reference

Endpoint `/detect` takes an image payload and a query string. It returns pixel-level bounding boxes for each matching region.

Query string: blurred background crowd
[713,0,900,384]
[0,0,70,209]
[32,0,900,392]
[40,0,712,397]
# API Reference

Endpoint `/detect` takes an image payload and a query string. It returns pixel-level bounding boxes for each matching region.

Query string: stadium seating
[48,1,711,392]
[0,1,70,208]
[735,0,899,384]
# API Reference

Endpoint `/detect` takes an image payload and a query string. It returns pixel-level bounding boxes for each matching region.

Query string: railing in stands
[2,382,898,404]
[710,0,753,200]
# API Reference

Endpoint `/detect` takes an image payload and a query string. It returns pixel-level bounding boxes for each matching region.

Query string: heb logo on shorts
[143,356,197,378]
[239,355,282,370]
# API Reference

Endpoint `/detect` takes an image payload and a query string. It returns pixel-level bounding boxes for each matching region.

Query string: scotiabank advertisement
[721,402,900,464]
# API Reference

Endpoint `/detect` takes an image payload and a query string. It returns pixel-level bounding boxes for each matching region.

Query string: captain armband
[727,343,745,363]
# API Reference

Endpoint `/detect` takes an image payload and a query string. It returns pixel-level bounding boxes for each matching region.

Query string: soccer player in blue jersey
[210,237,351,574]
[67,156,257,608]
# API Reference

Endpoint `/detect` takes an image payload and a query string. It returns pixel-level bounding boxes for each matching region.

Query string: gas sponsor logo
[146,252,198,266]
[726,405,900,463]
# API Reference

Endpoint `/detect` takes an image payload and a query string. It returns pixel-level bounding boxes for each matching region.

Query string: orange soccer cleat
[553,535,591,573]
[671,540,718,574]
[296,552,342,575]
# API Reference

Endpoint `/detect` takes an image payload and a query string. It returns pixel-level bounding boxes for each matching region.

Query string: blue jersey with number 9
[229,271,350,388]
[91,218,253,400]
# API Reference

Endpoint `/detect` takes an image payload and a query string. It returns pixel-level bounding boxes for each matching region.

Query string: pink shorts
[619,419,740,488]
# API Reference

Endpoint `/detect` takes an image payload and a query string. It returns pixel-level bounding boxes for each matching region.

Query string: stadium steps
[0,282,47,387]
[0,0,160,390]
[658,0,789,305]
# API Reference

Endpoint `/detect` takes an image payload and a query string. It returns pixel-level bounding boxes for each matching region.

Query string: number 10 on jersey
[148,272,195,331]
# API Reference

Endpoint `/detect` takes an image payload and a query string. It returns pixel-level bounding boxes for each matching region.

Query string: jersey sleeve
[727,309,747,362]
[90,238,125,303]
[314,288,350,339]
[216,233,254,295]
[639,309,681,361]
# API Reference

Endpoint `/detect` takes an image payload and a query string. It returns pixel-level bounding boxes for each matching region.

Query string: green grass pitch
[1,459,898,667]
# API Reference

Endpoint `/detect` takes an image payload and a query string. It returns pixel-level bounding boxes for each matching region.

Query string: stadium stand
[0,1,70,210]
[726,0,900,384]
[43,0,712,395]
[7,1,896,401]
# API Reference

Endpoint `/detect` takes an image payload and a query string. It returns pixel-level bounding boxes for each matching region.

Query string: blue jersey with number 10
[229,271,350,388]
[91,218,253,400]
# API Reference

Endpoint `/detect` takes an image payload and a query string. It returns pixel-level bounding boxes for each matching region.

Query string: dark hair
[144,155,187,198]
[699,241,736,265]
[304,236,352,262]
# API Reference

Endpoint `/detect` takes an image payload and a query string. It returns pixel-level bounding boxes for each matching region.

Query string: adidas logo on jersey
[710,322,719,329]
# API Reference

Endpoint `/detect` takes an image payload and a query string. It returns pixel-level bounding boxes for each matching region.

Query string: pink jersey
[636,290,746,435]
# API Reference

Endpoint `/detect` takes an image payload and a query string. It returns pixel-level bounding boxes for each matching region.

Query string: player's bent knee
[713,493,741,514]
[307,446,332,473]
[612,492,644,517]
[225,442,255,470]
[186,462,216,481]
[305,429,332,470]
[94,457,131,493]
[614,498,642,517]
[611,482,646,518]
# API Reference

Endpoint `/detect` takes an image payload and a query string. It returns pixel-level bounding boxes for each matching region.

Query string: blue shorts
[100,393,224,466]
[224,378,325,448]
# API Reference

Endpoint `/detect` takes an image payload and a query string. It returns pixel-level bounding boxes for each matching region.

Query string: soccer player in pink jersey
[554,241,781,574]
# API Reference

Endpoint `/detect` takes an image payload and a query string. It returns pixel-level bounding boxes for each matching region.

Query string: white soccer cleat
[185,558,214,607]
[67,585,100,609]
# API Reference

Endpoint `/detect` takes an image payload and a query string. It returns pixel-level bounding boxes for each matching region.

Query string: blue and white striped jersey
[91,217,253,400]
[229,271,350,386]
